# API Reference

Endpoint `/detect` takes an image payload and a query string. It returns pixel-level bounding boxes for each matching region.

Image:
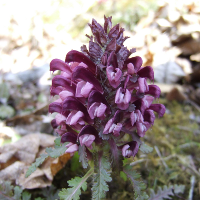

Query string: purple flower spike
[50,59,72,74]
[120,141,139,158]
[65,50,96,74]
[115,88,131,110]
[106,66,122,88]
[72,66,103,94]
[149,104,166,117]
[49,16,166,164]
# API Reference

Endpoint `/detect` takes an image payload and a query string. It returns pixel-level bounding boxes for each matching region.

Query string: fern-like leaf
[123,165,146,198]
[78,145,88,169]
[59,168,93,200]
[25,154,48,177]
[92,152,112,200]
[139,142,153,154]
[0,181,31,200]
[149,184,185,200]
[26,137,67,177]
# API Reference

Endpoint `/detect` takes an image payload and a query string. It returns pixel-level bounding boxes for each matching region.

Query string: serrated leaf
[41,185,59,200]
[59,169,93,200]
[123,165,146,198]
[78,145,88,169]
[25,154,48,177]
[0,181,14,199]
[139,142,153,154]
[135,192,149,200]
[22,191,31,200]
[149,184,185,200]
[46,142,67,158]
[14,186,23,200]
[0,105,15,119]
[92,153,112,200]
[54,137,62,147]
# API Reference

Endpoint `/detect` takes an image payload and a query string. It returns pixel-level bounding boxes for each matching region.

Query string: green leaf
[0,181,31,200]
[46,139,67,158]
[123,165,146,198]
[25,154,48,177]
[92,152,112,200]
[139,142,153,154]
[40,185,59,200]
[149,184,185,200]
[0,181,13,199]
[26,138,67,177]
[78,145,88,169]
[135,192,149,200]
[59,168,93,200]
[14,186,23,200]
[0,105,15,119]
[22,191,31,200]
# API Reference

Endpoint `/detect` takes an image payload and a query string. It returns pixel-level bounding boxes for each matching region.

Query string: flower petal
[113,123,122,137]
[145,85,161,99]
[96,103,107,118]
[88,90,111,114]
[138,77,149,93]
[137,66,154,81]
[59,90,74,100]
[50,86,63,96]
[62,96,93,124]
[124,56,143,73]
[79,134,95,148]
[61,132,77,143]
[65,144,79,153]
[81,82,94,98]
[52,75,76,93]
[149,104,166,117]
[78,125,101,144]
[55,113,67,125]
[50,59,71,74]
[144,109,155,124]
[72,66,103,94]
[49,102,62,114]
[65,50,96,74]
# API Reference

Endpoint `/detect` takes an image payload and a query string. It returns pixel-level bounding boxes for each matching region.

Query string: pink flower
[115,88,131,110]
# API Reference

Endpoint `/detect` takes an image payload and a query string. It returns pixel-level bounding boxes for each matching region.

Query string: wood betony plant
[30,16,166,200]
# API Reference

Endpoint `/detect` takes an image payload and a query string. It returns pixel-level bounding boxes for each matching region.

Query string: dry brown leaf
[51,153,71,176]
[166,87,187,102]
